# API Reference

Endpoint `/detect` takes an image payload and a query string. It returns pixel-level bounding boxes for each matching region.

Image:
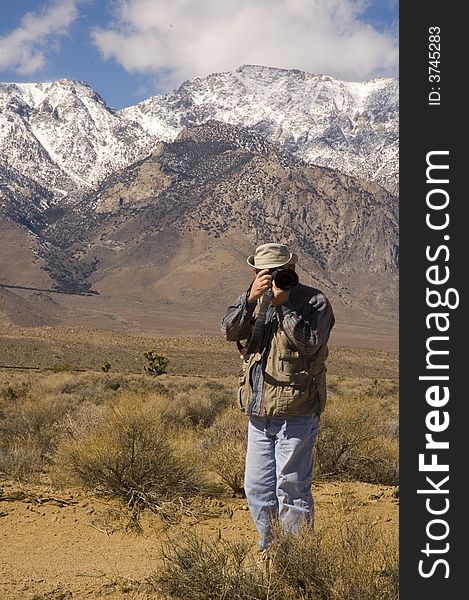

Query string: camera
[269,267,299,290]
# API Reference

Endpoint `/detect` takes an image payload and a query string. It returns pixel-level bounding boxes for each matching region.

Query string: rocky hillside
[0,67,399,331]
[33,120,397,313]
[0,66,398,200]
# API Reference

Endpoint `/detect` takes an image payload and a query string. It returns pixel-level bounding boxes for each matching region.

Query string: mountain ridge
[35,120,397,309]
[1,65,398,201]
[0,67,399,337]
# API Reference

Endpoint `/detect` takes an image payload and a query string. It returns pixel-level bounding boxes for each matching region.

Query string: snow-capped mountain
[40,121,397,307]
[0,66,399,329]
[123,65,399,193]
[0,65,398,202]
[0,79,154,196]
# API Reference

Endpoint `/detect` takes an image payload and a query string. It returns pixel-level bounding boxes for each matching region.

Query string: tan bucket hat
[247,243,298,269]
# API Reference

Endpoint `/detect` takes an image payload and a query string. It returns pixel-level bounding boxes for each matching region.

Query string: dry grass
[271,517,399,599]
[0,339,398,599]
[54,394,206,525]
[0,436,46,480]
[0,371,236,481]
[153,511,398,600]
[155,535,259,600]
[0,369,398,489]
[0,388,78,480]
[157,379,236,428]
[315,385,398,485]
[202,407,248,495]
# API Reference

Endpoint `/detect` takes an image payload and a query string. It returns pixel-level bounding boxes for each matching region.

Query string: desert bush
[119,374,170,396]
[155,534,268,600]
[0,436,46,480]
[52,362,75,373]
[0,380,30,403]
[0,393,77,439]
[8,372,122,408]
[55,395,204,518]
[271,517,399,600]
[45,372,125,403]
[327,376,398,402]
[365,378,399,399]
[351,436,399,485]
[202,407,247,495]
[154,516,398,600]
[314,396,399,485]
[0,392,78,480]
[143,351,169,375]
[59,400,108,439]
[160,380,236,428]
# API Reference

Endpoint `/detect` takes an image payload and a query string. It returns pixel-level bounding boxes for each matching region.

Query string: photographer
[221,242,335,556]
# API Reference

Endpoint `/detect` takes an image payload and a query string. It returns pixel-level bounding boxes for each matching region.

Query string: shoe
[261,548,270,561]
[256,546,273,572]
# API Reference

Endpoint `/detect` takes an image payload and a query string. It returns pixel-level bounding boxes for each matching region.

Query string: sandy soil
[0,479,398,600]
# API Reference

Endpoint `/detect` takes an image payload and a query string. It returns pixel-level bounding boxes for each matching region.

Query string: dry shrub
[35,371,127,404]
[119,375,170,397]
[55,395,205,520]
[0,437,45,480]
[23,371,167,407]
[160,380,236,428]
[0,380,30,403]
[0,392,78,480]
[272,517,398,600]
[153,516,398,600]
[155,535,267,600]
[356,436,399,485]
[52,362,75,373]
[202,407,247,495]
[0,371,174,481]
[315,396,399,485]
[327,376,398,401]
[0,393,77,440]
[365,378,399,399]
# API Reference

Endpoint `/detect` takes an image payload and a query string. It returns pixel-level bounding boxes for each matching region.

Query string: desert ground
[1,480,398,600]
[0,324,398,600]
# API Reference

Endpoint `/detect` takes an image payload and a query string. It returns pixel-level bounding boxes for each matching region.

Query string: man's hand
[270,281,291,307]
[248,269,273,302]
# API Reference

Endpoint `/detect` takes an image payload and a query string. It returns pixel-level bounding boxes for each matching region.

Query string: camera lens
[273,269,299,290]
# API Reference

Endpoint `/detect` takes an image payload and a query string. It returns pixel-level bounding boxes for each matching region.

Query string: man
[221,242,335,553]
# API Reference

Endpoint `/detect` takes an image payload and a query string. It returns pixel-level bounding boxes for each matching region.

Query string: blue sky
[0,0,398,109]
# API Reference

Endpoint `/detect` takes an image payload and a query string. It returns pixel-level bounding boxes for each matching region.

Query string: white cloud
[92,0,398,90]
[0,0,81,75]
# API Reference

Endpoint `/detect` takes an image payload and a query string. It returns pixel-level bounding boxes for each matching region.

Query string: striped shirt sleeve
[221,291,257,342]
[279,295,335,356]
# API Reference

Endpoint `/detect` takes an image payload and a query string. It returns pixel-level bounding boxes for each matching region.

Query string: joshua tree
[143,351,168,376]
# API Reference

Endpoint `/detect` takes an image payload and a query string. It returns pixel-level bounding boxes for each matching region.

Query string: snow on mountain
[0,66,398,204]
[0,159,54,231]
[0,80,154,195]
[122,65,399,193]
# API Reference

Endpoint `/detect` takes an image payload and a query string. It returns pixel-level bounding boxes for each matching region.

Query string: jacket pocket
[237,368,247,411]
[275,373,318,415]
[278,371,310,394]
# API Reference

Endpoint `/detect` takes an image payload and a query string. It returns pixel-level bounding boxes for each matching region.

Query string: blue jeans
[244,413,320,550]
